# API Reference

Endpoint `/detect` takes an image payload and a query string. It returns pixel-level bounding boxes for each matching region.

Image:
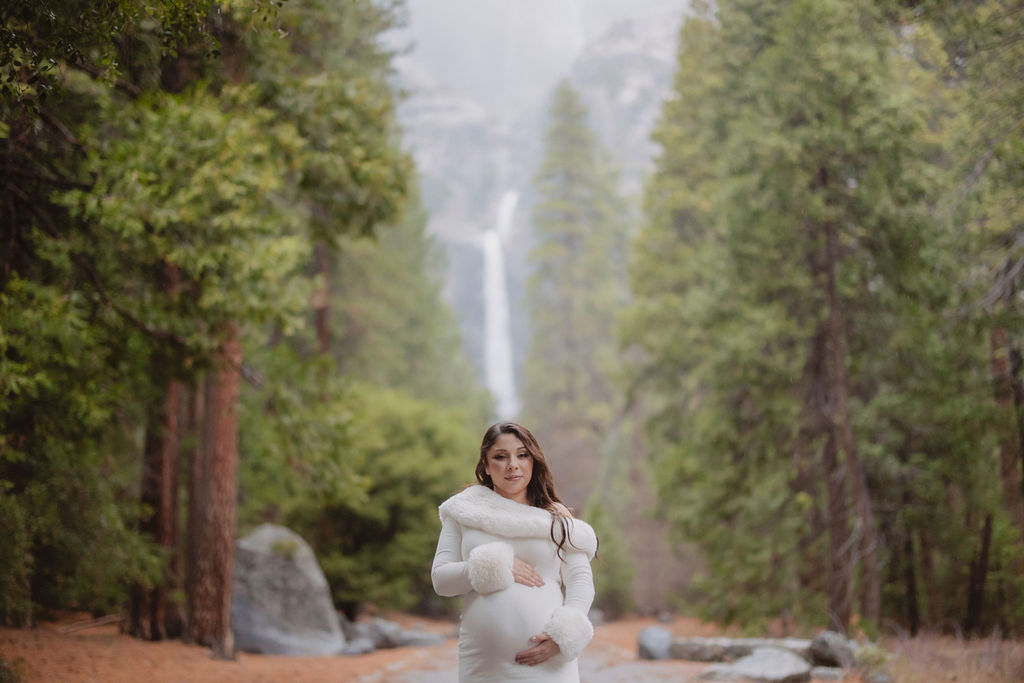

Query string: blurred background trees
[623,0,1024,635]
[3,0,1024,646]
[0,0,484,650]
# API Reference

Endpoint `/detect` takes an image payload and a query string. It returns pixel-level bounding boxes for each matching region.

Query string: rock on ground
[668,637,811,662]
[231,524,345,655]
[342,617,445,651]
[342,637,377,656]
[697,646,812,683]
[637,626,672,660]
[809,631,856,668]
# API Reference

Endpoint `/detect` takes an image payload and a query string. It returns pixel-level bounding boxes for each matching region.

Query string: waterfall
[482,190,520,419]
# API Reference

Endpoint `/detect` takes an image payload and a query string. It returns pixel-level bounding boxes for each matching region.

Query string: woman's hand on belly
[514,632,560,666]
[512,557,544,587]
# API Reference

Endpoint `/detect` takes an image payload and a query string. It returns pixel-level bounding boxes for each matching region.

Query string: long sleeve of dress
[431,517,473,597]
[560,551,595,612]
[543,551,595,661]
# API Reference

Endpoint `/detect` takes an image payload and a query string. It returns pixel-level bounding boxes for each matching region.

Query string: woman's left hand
[514,632,560,666]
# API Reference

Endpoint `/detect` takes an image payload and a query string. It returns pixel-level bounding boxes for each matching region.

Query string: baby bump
[461,582,562,660]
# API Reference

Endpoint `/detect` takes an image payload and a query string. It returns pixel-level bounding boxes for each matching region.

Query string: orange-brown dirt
[4,611,1015,683]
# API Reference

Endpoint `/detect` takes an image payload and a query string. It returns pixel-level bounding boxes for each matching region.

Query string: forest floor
[1,611,1021,683]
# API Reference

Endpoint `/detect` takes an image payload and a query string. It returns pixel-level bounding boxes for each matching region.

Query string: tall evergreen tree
[522,80,627,460]
[623,0,1000,631]
[0,0,450,640]
[522,80,635,612]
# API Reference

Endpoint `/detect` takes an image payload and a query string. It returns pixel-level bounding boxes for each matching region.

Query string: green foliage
[331,189,493,420]
[233,187,487,618]
[522,81,639,612]
[0,655,25,683]
[56,85,312,351]
[0,490,32,625]
[0,0,484,626]
[237,348,365,526]
[584,496,634,617]
[282,384,475,618]
[235,0,411,242]
[625,0,1024,633]
[523,81,629,437]
[0,0,215,108]
[0,276,165,621]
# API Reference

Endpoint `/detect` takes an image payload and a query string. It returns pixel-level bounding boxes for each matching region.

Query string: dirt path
[0,614,856,683]
[346,619,711,683]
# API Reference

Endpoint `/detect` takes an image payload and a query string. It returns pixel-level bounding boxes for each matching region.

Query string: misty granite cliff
[394,10,685,386]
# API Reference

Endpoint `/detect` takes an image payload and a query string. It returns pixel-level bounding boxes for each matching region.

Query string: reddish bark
[822,207,880,625]
[185,323,241,659]
[130,377,183,640]
[184,377,205,645]
[128,264,184,640]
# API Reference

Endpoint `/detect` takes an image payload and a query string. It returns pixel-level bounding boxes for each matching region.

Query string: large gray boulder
[231,524,345,655]
[637,626,672,660]
[697,646,812,683]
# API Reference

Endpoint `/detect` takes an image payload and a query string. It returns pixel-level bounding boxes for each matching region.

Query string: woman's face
[484,432,533,504]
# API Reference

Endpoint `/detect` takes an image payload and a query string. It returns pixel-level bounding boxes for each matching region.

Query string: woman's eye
[517,453,529,459]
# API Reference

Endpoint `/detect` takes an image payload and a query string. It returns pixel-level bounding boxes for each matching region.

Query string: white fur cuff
[543,606,593,660]
[467,542,514,594]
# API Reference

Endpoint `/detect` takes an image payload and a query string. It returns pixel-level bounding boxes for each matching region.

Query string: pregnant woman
[431,422,598,683]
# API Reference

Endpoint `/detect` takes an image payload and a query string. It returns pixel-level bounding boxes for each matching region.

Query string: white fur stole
[438,485,598,559]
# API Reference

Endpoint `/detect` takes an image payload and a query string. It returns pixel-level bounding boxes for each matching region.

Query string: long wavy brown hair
[475,422,589,559]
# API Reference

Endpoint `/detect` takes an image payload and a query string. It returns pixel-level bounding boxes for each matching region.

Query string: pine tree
[624,0,982,630]
[521,80,636,612]
[522,81,628,496]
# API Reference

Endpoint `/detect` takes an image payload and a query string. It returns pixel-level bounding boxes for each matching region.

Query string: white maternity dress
[431,485,597,683]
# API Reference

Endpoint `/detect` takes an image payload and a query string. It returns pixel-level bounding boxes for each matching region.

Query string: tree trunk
[801,321,850,630]
[917,527,937,623]
[1009,343,1024,526]
[823,430,852,631]
[823,215,880,624]
[129,376,183,640]
[184,376,205,644]
[312,241,331,355]
[128,263,184,640]
[990,327,1024,541]
[792,433,826,603]
[902,498,920,636]
[156,378,184,638]
[964,514,993,634]
[184,322,241,658]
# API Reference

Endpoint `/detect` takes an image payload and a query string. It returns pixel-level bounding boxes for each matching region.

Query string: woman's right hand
[512,557,544,587]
